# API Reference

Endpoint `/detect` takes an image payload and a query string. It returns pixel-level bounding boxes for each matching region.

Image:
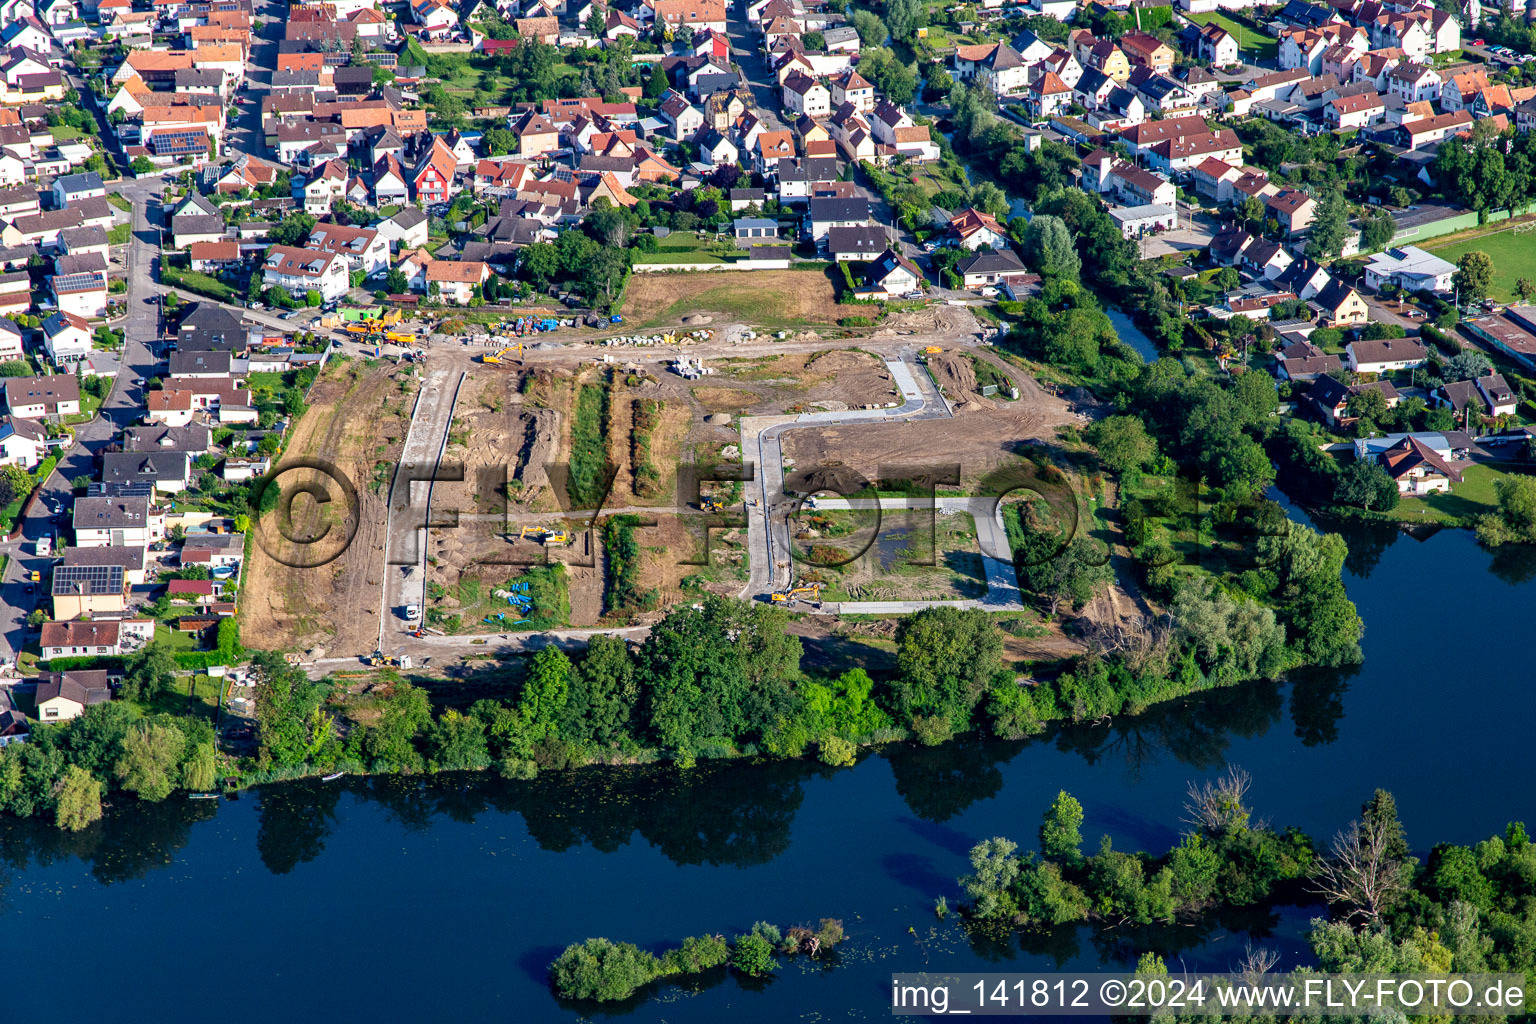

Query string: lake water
[4,520,1535,1022]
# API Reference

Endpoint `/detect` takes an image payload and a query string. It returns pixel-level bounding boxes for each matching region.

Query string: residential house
[100,450,191,494]
[781,73,831,117]
[859,248,923,299]
[35,671,111,722]
[951,42,1030,96]
[805,196,869,242]
[424,260,490,305]
[4,375,78,418]
[1346,336,1428,373]
[72,494,158,547]
[825,225,887,262]
[1312,279,1369,327]
[262,245,350,302]
[1376,434,1461,494]
[374,207,429,252]
[946,207,1008,250]
[1265,188,1316,237]
[0,414,44,467]
[956,248,1036,291]
[306,222,389,276]
[51,563,128,619]
[1309,373,1401,426]
[1275,339,1343,381]
[1119,31,1175,74]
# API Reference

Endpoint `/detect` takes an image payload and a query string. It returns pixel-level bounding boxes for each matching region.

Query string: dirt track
[243,358,410,657]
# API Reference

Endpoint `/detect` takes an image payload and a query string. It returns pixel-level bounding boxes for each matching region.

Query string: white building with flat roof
[1362,245,1457,294]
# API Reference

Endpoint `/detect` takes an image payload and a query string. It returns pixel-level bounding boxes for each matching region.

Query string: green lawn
[1388,464,1526,523]
[155,622,211,651]
[1183,11,1278,58]
[635,233,745,266]
[108,223,130,245]
[1426,227,1536,303]
[106,193,132,212]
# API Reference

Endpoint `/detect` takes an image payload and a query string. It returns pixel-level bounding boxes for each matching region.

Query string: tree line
[960,773,1536,1016]
[0,575,1363,829]
[552,918,846,1004]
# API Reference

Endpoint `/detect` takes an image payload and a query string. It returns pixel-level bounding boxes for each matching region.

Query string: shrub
[550,938,660,1002]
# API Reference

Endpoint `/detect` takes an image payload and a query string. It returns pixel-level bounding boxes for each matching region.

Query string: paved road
[741,353,953,598]
[0,179,166,660]
[379,369,464,656]
[727,3,785,131]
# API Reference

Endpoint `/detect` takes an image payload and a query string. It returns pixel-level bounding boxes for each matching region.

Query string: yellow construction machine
[771,583,822,604]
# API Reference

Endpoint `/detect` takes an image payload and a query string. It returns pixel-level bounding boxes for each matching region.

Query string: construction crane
[771,583,822,604]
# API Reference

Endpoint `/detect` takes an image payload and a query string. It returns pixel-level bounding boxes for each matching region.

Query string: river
[3,520,1535,1022]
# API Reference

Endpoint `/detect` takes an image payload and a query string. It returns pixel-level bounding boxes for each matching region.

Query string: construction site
[241,301,1147,670]
[243,356,414,657]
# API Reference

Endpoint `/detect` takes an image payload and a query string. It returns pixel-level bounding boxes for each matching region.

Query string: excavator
[541,529,570,545]
[771,582,822,605]
[699,498,722,513]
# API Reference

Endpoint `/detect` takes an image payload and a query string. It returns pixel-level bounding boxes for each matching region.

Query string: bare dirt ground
[622,270,867,328]
[244,358,412,656]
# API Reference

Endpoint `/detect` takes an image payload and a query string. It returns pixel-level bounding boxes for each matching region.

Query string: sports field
[1427,224,1536,303]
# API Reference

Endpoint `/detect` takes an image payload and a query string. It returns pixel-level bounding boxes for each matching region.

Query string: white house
[262,246,350,302]
[0,414,44,467]
[306,223,390,276]
[1363,246,1457,294]
[1345,337,1429,374]
[373,207,429,252]
[41,310,92,366]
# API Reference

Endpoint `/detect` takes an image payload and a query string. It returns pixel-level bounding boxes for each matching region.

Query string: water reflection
[0,664,1350,887]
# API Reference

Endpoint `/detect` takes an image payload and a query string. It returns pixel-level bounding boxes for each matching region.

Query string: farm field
[1427,226,1536,302]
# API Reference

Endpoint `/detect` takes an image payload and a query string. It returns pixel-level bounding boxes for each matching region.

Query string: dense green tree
[425,709,491,771]
[54,764,102,832]
[1453,251,1495,301]
[730,933,776,976]
[889,607,1003,731]
[1334,459,1399,512]
[550,938,661,1001]
[364,682,431,772]
[1306,189,1350,260]
[253,651,330,767]
[1084,415,1156,473]
[115,722,186,802]
[849,7,886,46]
[1039,790,1085,862]
[1020,214,1080,280]
[565,634,638,747]
[520,646,572,743]
[962,836,1020,919]
[856,47,918,106]
[267,211,316,247]
[120,643,177,703]
[883,0,924,42]
[1444,350,1492,382]
[1360,208,1396,253]
[1477,475,1536,546]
